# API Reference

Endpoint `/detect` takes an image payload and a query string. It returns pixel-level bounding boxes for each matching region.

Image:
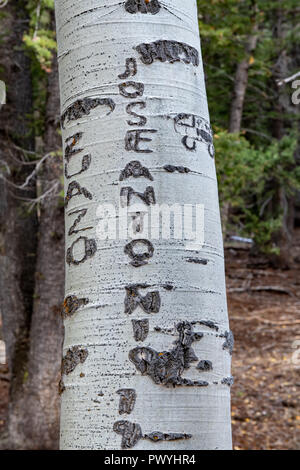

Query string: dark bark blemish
[145,431,192,443]
[135,40,199,66]
[62,294,89,319]
[125,0,161,15]
[119,160,153,181]
[125,284,161,315]
[129,322,208,387]
[197,360,213,371]
[113,420,143,449]
[221,376,234,387]
[154,326,172,334]
[58,379,65,395]
[117,389,136,415]
[61,346,88,375]
[162,284,174,291]
[120,186,156,207]
[221,330,234,355]
[118,58,137,79]
[61,97,115,128]
[130,211,146,234]
[132,319,149,341]
[119,81,144,99]
[125,129,157,153]
[195,320,219,331]
[113,420,191,449]
[186,258,208,265]
[163,165,191,174]
[124,239,154,267]
[65,181,92,206]
[66,236,97,266]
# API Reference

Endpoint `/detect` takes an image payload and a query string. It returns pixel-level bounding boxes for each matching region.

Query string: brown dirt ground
[0,233,299,449]
[227,231,300,450]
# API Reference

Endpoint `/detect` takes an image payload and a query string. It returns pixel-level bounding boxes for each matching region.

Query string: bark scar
[129,322,209,387]
[61,346,88,375]
[113,420,192,449]
[61,97,115,128]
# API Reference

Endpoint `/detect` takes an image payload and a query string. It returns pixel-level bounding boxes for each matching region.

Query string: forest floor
[0,233,300,449]
[227,230,300,450]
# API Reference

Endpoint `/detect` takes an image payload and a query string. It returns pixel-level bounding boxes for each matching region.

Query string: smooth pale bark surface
[55,0,232,450]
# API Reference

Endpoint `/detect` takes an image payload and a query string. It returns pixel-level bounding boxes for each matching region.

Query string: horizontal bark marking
[61,97,115,128]
[186,258,208,265]
[135,40,199,66]
[194,320,219,331]
[162,283,174,291]
[125,0,161,15]
[114,420,192,449]
[163,164,191,174]
[144,431,192,443]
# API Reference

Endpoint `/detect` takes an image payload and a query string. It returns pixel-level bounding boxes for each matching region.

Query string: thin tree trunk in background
[16,54,64,450]
[229,17,258,133]
[0,1,37,448]
[270,5,295,268]
[0,7,64,448]
[223,5,258,237]
[55,0,232,450]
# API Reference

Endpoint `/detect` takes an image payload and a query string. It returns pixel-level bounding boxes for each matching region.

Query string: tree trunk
[0,6,64,447]
[269,5,295,268]
[0,1,38,448]
[55,0,232,450]
[229,30,258,134]
[15,53,65,450]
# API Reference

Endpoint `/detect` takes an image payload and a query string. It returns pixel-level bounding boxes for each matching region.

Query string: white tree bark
[55,0,232,450]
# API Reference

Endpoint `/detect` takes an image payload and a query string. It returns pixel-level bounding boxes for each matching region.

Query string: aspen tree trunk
[0,1,38,448]
[55,0,232,450]
[229,23,258,132]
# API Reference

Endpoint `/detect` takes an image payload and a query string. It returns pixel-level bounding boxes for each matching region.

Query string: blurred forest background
[0,0,299,450]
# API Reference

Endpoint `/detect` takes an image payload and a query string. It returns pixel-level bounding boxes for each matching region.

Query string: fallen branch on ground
[228,286,294,296]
